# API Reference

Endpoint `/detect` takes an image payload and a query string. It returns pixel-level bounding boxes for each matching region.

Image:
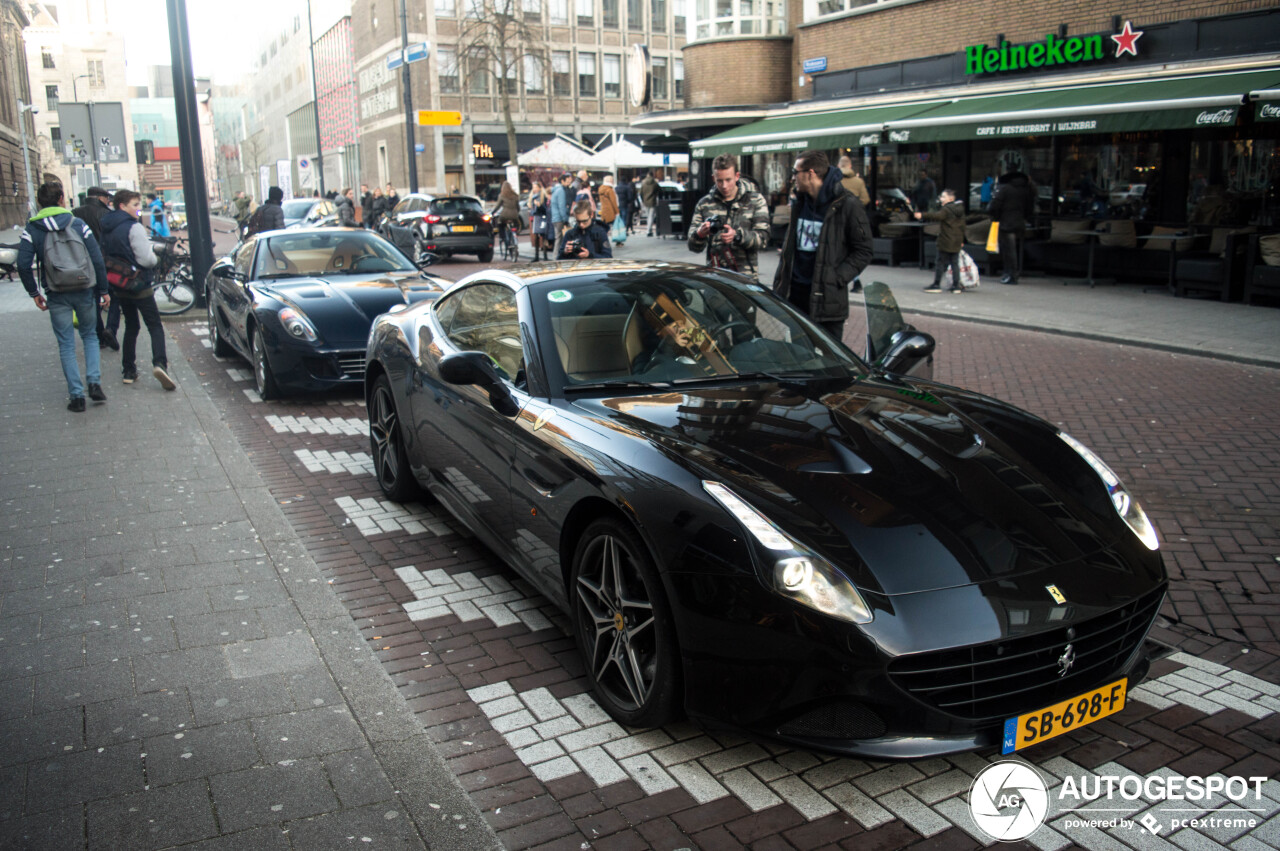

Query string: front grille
[887,586,1165,720]
[337,354,365,378]
[777,702,886,740]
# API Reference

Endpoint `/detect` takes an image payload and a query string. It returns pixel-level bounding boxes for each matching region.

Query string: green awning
[690,102,939,158]
[883,69,1280,143]
[1251,88,1280,122]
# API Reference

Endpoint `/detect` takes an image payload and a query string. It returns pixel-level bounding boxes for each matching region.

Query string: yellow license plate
[1002,678,1126,754]
[451,225,475,232]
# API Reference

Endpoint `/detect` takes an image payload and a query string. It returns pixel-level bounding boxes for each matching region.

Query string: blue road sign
[387,51,404,70]
[406,42,429,63]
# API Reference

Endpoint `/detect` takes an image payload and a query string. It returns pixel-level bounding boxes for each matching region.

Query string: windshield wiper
[564,380,673,393]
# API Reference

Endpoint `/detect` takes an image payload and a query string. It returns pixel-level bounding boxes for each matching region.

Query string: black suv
[380,194,494,262]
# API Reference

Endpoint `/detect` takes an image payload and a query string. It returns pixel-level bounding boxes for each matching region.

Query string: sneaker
[153,365,177,391]
[923,285,943,293]
[99,329,119,351]
[67,396,86,413]
[88,383,107,402]
[122,369,137,384]
[951,287,964,294]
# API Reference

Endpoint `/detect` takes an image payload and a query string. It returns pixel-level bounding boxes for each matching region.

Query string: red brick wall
[683,38,794,109]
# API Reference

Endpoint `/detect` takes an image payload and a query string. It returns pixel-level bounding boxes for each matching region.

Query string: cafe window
[578,0,594,26]
[437,46,459,93]
[603,54,621,98]
[602,0,619,27]
[1058,137,1161,221]
[1187,138,1277,226]
[552,51,572,96]
[577,52,597,98]
[969,139,1054,217]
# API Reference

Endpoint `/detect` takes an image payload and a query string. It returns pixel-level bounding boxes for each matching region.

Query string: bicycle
[497,218,520,263]
[152,236,197,316]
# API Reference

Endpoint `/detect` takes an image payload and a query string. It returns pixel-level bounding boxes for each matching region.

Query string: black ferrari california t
[206,228,449,399]
[364,260,1166,759]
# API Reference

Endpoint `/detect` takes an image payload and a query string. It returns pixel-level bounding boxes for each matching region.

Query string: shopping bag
[610,216,627,245]
[956,250,980,289]
[986,222,1000,254]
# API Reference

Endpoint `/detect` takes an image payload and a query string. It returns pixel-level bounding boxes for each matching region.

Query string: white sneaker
[153,366,177,391]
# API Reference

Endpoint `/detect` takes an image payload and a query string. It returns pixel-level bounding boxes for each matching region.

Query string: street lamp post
[17,100,36,216]
[306,0,325,196]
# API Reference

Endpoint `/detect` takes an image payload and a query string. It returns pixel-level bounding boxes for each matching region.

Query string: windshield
[431,197,483,216]
[254,231,417,278]
[281,199,316,220]
[533,269,865,389]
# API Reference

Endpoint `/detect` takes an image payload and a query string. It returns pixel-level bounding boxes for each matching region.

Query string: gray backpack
[42,224,94,292]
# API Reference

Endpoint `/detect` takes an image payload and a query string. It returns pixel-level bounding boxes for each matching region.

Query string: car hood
[258,271,446,346]
[576,375,1159,597]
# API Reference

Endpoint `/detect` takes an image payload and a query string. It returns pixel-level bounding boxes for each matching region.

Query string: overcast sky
[113,0,350,86]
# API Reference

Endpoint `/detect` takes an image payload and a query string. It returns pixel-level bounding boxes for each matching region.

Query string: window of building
[602,53,620,98]
[696,0,783,37]
[87,59,104,88]
[628,0,643,30]
[577,0,593,26]
[674,57,683,99]
[577,52,596,98]
[673,0,686,33]
[41,50,54,69]
[438,46,459,93]
[1186,138,1275,225]
[501,49,518,94]
[269,42,277,58]
[469,61,490,95]
[523,0,541,23]
[464,0,483,17]
[551,51,571,96]
[549,0,568,23]
[1056,137,1158,221]
[651,55,667,100]
[602,0,618,27]
[50,126,61,146]
[524,53,545,94]
[436,0,456,15]
[45,85,58,110]
[807,0,894,22]
[651,0,666,31]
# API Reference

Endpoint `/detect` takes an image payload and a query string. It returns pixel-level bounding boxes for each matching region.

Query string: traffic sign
[387,51,404,70]
[406,42,429,63]
[417,110,462,126]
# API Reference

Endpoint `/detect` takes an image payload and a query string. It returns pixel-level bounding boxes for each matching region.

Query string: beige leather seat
[554,305,644,380]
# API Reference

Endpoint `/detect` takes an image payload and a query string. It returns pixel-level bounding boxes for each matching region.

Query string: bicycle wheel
[155,266,197,316]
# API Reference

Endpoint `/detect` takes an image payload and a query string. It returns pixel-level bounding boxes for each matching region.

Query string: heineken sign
[965,20,1143,75]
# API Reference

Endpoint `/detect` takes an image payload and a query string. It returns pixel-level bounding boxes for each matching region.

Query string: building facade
[22,0,136,201]
[351,0,688,195]
[636,0,1280,244]
[0,0,33,227]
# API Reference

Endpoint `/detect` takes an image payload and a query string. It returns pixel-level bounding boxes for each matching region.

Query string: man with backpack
[18,182,111,412]
[73,186,122,350]
[101,190,174,391]
[243,186,286,237]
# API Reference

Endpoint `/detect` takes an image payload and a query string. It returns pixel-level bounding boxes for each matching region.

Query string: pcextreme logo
[969,762,1272,842]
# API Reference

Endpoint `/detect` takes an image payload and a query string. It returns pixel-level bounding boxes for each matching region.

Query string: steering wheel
[708,320,756,348]
[349,255,392,272]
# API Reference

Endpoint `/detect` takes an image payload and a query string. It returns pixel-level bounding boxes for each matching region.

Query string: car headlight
[1059,432,1158,551]
[278,307,319,342]
[703,481,874,624]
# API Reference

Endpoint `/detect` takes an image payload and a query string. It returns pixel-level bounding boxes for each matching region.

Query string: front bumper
[263,331,366,392]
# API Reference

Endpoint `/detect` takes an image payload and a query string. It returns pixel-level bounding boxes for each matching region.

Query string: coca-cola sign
[1195,109,1235,126]
[1260,103,1280,120]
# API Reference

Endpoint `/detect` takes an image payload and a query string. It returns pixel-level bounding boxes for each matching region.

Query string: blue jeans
[46,290,101,399]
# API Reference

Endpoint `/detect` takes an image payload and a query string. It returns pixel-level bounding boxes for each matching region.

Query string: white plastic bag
[948,250,981,289]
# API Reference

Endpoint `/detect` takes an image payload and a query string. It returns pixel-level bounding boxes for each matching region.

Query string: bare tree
[454,0,550,174]
[238,132,269,200]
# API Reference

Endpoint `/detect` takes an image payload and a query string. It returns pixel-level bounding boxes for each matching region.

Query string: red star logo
[1111,20,1143,58]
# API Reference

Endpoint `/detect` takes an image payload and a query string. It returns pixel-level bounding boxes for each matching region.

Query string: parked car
[364,264,1167,759]
[282,198,335,229]
[1109,183,1147,207]
[170,201,187,230]
[379,193,494,262]
[205,227,448,400]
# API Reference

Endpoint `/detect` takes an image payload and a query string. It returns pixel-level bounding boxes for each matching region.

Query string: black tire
[208,291,232,357]
[368,375,421,502]
[570,518,680,728]
[154,269,196,315]
[250,326,281,401]
[477,248,494,263]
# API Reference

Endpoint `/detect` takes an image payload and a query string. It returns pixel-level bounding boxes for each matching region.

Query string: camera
[703,214,725,235]
[562,237,583,257]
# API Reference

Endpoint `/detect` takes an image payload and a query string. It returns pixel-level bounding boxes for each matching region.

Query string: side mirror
[878,329,935,380]
[439,351,519,417]
[416,252,440,271]
[212,264,244,282]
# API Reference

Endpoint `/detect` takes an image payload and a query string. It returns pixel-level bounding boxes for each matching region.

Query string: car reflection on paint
[364,260,1167,759]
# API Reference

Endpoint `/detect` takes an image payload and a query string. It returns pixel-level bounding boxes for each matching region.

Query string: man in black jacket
[773,150,872,342]
[988,171,1036,285]
[615,176,636,234]
[73,187,120,349]
[557,201,613,259]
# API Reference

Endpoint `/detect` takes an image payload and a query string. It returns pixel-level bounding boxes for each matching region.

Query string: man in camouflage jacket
[687,154,771,282]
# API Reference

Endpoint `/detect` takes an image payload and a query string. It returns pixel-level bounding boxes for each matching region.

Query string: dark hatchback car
[380,193,494,262]
[205,228,448,400]
[364,261,1167,759]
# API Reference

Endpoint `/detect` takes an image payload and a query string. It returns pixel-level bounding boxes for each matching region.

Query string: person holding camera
[556,201,613,259]
[687,154,770,282]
